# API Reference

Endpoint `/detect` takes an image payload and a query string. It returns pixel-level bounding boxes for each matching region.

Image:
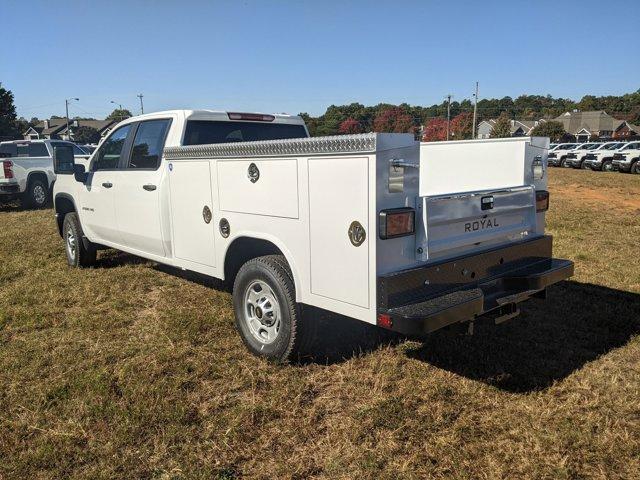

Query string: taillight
[536,190,549,212]
[377,313,393,329]
[2,160,13,179]
[379,207,415,239]
[227,112,275,122]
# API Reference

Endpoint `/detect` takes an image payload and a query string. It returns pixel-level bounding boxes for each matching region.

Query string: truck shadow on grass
[404,281,640,393]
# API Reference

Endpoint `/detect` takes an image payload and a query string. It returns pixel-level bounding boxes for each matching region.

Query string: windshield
[577,143,597,150]
[559,144,576,150]
[606,143,625,150]
[183,120,308,145]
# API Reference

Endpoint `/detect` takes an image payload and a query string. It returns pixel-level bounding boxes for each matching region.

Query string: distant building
[476,119,544,139]
[23,118,116,141]
[552,110,624,142]
[612,120,640,140]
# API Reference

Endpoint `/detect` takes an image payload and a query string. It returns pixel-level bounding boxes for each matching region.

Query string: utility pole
[472,81,479,139]
[65,98,79,141]
[137,93,144,114]
[445,94,452,140]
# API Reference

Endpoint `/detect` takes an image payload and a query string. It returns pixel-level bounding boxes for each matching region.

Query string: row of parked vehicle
[0,139,94,208]
[547,141,640,174]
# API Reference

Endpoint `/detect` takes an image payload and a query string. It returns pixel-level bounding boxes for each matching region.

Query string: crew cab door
[112,119,171,256]
[78,124,134,243]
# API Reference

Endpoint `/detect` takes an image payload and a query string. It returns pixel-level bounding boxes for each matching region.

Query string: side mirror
[53,144,75,174]
[73,163,88,183]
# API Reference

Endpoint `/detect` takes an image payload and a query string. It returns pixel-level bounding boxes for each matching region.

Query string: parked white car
[565,142,601,169]
[52,110,573,361]
[582,142,628,171]
[611,141,640,173]
[0,139,90,207]
[547,143,579,167]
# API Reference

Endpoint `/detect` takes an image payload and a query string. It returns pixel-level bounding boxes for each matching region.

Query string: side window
[128,119,171,169]
[29,143,49,157]
[92,125,132,171]
[0,144,17,157]
[71,144,86,156]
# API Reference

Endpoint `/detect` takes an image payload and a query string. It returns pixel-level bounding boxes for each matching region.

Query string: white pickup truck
[0,139,90,207]
[52,110,573,362]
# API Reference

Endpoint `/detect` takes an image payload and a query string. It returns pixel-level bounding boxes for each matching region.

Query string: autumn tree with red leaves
[422,117,448,142]
[373,107,415,133]
[450,112,474,140]
[338,118,363,134]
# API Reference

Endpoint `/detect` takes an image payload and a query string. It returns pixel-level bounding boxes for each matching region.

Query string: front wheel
[63,212,96,268]
[602,160,613,172]
[559,157,569,168]
[233,255,315,362]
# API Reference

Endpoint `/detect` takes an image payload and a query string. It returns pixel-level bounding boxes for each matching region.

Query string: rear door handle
[102,182,113,188]
[143,184,157,191]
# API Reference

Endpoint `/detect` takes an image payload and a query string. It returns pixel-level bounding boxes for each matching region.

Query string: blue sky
[2,0,639,120]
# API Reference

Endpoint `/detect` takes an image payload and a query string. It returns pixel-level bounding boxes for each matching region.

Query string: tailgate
[418,186,536,260]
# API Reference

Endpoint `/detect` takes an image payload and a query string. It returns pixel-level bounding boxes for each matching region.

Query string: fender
[223,231,303,302]
[53,193,91,250]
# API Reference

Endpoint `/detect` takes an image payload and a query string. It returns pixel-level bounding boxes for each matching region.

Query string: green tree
[73,125,101,144]
[491,113,512,138]
[530,120,567,142]
[107,108,133,122]
[0,83,18,139]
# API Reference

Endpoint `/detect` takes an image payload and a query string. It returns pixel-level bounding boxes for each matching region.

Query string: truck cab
[53,110,572,362]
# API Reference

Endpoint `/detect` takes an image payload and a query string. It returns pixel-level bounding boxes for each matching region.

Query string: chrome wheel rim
[33,185,46,205]
[66,226,76,261]
[603,163,612,172]
[243,280,281,344]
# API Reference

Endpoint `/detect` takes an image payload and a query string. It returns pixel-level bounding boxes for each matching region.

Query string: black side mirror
[53,144,75,174]
[73,163,88,183]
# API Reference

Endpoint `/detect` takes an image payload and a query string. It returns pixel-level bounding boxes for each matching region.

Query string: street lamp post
[65,98,79,141]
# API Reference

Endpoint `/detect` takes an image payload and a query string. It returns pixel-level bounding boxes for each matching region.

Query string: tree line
[300,89,640,140]
[2,80,640,143]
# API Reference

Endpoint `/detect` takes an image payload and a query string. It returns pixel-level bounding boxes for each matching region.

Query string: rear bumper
[0,182,21,198]
[377,236,574,335]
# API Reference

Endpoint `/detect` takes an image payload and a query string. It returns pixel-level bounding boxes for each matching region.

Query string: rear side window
[183,120,307,145]
[128,119,171,169]
[29,143,49,157]
[93,124,132,171]
[0,144,17,157]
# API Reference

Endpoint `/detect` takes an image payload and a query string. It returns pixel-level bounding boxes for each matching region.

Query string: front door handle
[143,184,157,191]
[102,182,113,188]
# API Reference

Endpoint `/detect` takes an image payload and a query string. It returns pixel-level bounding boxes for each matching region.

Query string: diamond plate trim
[164,133,377,159]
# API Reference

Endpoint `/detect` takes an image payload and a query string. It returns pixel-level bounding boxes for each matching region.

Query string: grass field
[1,168,639,479]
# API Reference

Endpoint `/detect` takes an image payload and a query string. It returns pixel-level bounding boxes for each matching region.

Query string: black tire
[559,157,569,168]
[62,212,96,268]
[24,177,49,209]
[631,161,640,175]
[580,161,589,170]
[233,255,314,363]
[602,160,613,172]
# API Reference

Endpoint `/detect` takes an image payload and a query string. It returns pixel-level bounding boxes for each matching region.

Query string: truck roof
[129,109,306,126]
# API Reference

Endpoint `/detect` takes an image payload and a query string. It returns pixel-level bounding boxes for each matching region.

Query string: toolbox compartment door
[168,160,216,267]
[308,156,369,308]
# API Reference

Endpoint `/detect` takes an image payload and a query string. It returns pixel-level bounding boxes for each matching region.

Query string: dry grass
[1,168,639,479]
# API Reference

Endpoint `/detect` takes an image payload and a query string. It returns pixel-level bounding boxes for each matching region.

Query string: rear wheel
[602,160,613,172]
[63,212,96,268]
[233,255,314,362]
[24,178,48,209]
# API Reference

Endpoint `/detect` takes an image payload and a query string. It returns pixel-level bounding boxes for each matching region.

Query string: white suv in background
[547,143,579,167]
[611,141,640,173]
[565,143,601,169]
[582,142,628,171]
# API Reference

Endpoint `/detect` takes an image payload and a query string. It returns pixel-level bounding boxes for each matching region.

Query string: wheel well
[224,237,284,285]
[27,171,49,188]
[54,195,76,236]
